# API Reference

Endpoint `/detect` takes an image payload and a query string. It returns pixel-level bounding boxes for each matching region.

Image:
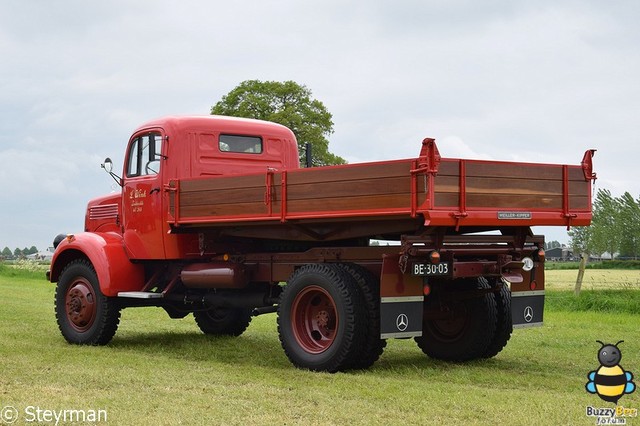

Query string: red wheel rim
[65,277,97,332]
[429,316,467,340]
[291,285,338,354]
[427,302,468,342]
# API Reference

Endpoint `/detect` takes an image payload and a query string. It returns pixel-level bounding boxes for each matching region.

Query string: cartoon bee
[586,340,636,404]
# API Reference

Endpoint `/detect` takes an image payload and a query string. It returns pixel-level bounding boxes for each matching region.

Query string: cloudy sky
[1,0,639,252]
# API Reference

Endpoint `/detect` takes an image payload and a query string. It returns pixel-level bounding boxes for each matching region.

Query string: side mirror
[101,158,114,173]
[101,157,122,187]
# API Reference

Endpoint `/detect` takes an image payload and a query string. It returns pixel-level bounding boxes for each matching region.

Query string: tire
[415,278,497,361]
[277,264,366,372]
[337,263,386,369]
[482,277,512,358]
[193,307,252,336]
[55,259,121,345]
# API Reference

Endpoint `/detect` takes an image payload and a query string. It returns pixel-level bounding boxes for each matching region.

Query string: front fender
[49,232,145,297]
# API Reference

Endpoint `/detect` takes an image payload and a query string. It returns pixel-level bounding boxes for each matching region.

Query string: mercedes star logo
[396,313,409,331]
[524,306,534,323]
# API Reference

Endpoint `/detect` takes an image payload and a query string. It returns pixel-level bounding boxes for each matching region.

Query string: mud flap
[511,290,544,328]
[379,254,424,339]
[380,297,423,339]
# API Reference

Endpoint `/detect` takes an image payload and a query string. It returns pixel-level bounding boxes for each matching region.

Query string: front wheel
[54,259,121,345]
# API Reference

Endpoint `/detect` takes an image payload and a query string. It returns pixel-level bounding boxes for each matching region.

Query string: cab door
[122,130,166,259]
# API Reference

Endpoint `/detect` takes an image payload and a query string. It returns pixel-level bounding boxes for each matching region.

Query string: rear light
[530,280,537,291]
[423,283,432,296]
[537,249,546,262]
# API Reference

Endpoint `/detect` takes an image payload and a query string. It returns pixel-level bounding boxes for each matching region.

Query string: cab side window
[126,132,163,177]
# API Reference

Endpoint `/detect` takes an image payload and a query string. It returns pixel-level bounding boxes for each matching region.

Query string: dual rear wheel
[415,277,512,361]
[277,265,512,372]
[277,263,384,372]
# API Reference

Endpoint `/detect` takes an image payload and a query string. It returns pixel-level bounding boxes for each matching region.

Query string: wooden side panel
[179,174,270,218]
[285,161,418,215]
[173,159,426,223]
[433,160,459,207]
[569,180,590,210]
[432,160,589,211]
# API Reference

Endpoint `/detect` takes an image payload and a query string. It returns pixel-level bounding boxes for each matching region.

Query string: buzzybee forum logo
[584,340,638,424]
[586,341,636,403]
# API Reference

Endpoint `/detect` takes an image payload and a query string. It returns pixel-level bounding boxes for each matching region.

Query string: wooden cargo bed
[167,139,596,234]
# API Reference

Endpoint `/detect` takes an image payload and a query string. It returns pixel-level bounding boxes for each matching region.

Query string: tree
[2,247,11,258]
[568,225,591,295]
[569,226,591,257]
[618,192,640,259]
[589,189,622,259]
[13,248,22,257]
[211,80,346,166]
[569,189,619,295]
[570,188,640,263]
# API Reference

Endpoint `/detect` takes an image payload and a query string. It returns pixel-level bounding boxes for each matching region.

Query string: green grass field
[1,266,639,425]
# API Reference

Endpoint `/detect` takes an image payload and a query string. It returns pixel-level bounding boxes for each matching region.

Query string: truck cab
[85,116,299,260]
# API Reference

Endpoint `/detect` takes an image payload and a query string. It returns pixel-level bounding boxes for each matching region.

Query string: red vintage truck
[48,115,596,372]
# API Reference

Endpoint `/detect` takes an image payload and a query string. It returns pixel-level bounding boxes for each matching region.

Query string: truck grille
[89,204,119,220]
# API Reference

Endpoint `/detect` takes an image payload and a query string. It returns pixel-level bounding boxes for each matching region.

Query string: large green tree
[211,80,346,166]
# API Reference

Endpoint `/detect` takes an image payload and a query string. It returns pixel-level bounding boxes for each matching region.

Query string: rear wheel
[193,307,252,336]
[482,277,512,358]
[415,278,497,361]
[55,259,121,345]
[338,263,386,369]
[277,264,366,372]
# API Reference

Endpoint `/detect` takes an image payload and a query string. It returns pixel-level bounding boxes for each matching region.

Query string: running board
[118,291,164,299]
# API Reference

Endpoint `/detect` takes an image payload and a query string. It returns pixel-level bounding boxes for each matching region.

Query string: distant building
[592,252,617,261]
[546,247,574,261]
[25,247,54,262]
